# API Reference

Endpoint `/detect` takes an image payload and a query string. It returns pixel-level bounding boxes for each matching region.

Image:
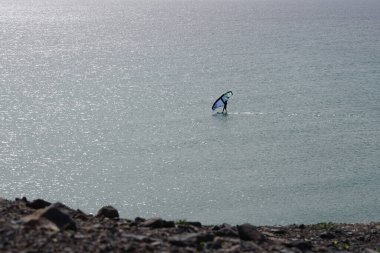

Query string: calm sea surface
[1,0,379,225]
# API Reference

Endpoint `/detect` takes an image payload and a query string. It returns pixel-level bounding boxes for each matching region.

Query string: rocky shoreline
[0,197,379,252]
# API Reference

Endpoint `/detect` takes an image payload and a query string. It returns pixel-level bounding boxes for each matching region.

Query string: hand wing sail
[212,98,225,110]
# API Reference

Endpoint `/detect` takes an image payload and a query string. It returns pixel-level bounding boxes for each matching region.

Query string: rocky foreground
[0,197,379,253]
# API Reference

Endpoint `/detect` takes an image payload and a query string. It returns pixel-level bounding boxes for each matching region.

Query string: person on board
[212,91,233,114]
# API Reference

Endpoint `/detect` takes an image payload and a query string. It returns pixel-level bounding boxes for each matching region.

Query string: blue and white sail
[212,91,233,110]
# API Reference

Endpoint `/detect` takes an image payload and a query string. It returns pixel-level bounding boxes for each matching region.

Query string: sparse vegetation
[313,222,338,231]
[175,219,188,225]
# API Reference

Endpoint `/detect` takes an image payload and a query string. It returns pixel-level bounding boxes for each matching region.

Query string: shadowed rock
[186,221,202,228]
[237,223,266,243]
[96,206,119,219]
[73,209,93,221]
[140,218,175,228]
[21,205,76,231]
[131,217,146,226]
[26,199,51,209]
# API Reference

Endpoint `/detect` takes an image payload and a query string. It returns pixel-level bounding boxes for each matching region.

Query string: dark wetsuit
[222,101,228,113]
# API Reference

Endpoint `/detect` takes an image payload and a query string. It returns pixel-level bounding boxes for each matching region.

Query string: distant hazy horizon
[1,0,379,225]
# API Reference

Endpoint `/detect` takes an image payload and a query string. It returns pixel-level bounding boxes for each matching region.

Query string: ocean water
[1,0,379,225]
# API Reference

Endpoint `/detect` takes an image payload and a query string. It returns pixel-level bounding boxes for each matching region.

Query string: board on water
[212,91,233,111]
[214,111,228,116]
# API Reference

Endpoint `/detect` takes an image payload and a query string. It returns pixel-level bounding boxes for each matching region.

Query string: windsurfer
[212,91,233,114]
